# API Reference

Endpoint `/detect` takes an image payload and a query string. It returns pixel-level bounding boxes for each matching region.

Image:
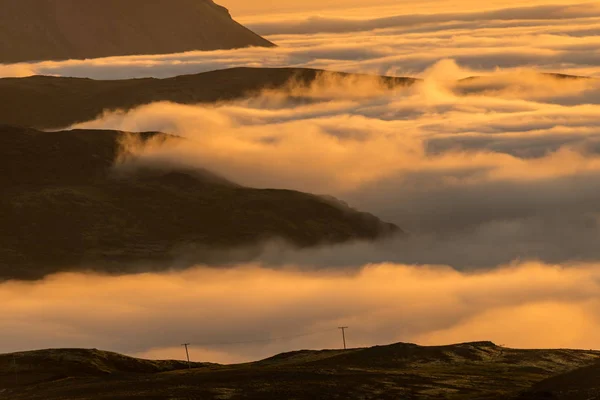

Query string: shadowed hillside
[0,0,274,63]
[1,342,598,399]
[0,68,583,131]
[0,349,211,389]
[0,68,417,129]
[0,125,399,280]
[513,361,600,399]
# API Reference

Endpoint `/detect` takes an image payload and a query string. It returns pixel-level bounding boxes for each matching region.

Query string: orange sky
[219,0,585,19]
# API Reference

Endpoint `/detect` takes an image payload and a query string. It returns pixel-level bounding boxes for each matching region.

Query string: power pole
[338,327,349,350]
[181,343,191,369]
[13,355,18,385]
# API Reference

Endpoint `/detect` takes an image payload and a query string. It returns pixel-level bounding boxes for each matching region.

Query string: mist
[2,262,600,364]
[2,2,600,79]
[65,62,600,269]
[4,0,600,366]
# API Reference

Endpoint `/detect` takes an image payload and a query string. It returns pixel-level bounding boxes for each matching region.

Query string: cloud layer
[221,0,584,20]
[72,64,600,268]
[247,3,600,35]
[3,0,600,361]
[2,2,600,79]
[2,262,600,364]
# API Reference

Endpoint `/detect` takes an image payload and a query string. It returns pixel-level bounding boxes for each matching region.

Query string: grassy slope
[0,349,212,389]
[0,68,417,129]
[1,342,598,400]
[513,361,600,399]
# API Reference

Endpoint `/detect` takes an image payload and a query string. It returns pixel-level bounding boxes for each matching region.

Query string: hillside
[1,342,599,399]
[0,0,274,64]
[0,68,582,130]
[514,361,600,399]
[0,125,399,280]
[0,68,417,129]
[0,349,211,389]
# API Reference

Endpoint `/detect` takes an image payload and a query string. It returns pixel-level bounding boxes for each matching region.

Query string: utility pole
[338,327,349,350]
[13,355,18,385]
[181,343,191,369]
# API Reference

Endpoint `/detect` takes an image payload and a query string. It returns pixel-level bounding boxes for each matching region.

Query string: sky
[3,0,600,364]
[219,0,583,20]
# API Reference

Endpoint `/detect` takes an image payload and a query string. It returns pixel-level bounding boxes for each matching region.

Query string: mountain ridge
[1,341,599,399]
[0,68,584,130]
[0,0,274,64]
[0,67,416,129]
[0,125,399,280]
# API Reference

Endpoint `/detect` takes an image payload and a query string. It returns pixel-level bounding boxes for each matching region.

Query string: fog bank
[2,262,599,364]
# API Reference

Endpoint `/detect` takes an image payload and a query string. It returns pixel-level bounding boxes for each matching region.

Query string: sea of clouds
[2,0,600,363]
[74,64,600,269]
[2,2,600,79]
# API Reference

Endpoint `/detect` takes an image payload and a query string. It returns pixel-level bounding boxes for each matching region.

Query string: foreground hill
[514,361,600,399]
[1,342,599,399]
[0,125,398,280]
[0,67,417,129]
[0,0,273,63]
[0,349,210,388]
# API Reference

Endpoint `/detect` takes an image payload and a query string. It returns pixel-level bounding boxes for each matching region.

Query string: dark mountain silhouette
[0,68,581,131]
[0,125,399,280]
[0,68,417,129]
[0,0,274,64]
[459,73,589,82]
[1,342,598,399]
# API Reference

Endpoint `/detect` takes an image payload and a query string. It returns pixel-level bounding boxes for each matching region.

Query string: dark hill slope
[0,349,210,388]
[0,0,274,63]
[514,361,600,399]
[0,125,398,280]
[1,342,598,400]
[0,68,417,129]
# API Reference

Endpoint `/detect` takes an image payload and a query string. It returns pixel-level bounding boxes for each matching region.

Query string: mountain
[0,68,582,131]
[0,0,274,64]
[1,342,598,399]
[0,125,399,280]
[0,68,417,129]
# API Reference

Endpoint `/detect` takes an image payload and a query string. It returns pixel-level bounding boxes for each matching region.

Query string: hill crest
[2,341,599,399]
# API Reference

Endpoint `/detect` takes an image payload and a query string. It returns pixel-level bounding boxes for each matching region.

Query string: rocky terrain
[0,0,274,63]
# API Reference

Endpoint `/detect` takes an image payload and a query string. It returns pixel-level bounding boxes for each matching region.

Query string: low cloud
[247,3,600,35]
[1,262,600,364]
[68,63,600,268]
[3,1,600,361]
[2,2,600,79]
